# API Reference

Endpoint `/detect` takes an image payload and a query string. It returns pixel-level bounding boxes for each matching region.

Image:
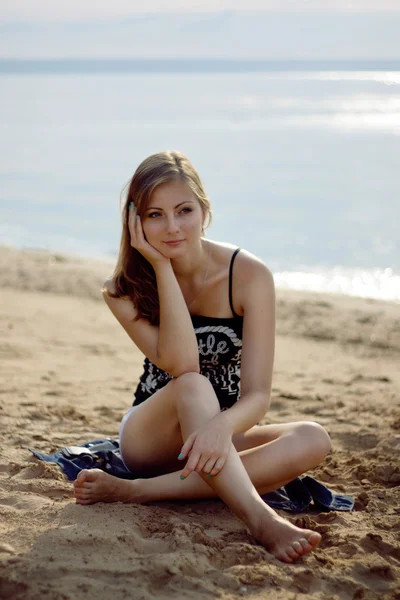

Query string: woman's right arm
[102,274,199,377]
[102,207,199,377]
[154,260,200,374]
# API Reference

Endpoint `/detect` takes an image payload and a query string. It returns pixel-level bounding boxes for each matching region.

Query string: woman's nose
[166,216,180,233]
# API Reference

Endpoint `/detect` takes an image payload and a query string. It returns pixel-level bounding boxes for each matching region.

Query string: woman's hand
[178,413,233,479]
[128,203,169,268]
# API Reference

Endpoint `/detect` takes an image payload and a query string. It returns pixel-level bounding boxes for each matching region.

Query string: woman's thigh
[233,421,330,458]
[120,378,317,475]
[119,382,183,476]
[232,422,300,453]
[121,398,288,473]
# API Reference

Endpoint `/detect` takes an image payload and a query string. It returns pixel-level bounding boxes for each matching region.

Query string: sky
[1,1,399,59]
[1,0,400,21]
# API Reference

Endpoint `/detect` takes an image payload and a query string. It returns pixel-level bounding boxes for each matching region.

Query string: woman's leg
[74,422,329,501]
[117,420,331,502]
[74,373,330,562]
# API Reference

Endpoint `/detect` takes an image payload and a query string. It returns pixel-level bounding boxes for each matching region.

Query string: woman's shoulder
[102,277,129,300]
[102,277,131,298]
[208,240,273,279]
[102,278,117,295]
[101,277,138,322]
[228,250,274,318]
[207,241,274,318]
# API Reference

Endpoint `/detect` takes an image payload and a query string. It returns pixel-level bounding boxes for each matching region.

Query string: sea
[0,59,399,301]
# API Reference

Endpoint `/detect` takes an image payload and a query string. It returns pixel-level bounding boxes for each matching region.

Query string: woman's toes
[286,546,299,560]
[308,532,321,548]
[75,489,94,503]
[292,541,304,555]
[299,537,312,551]
[76,481,93,489]
[73,470,103,501]
[81,469,100,482]
[297,532,321,554]
[279,551,293,564]
[73,484,91,498]
[76,490,90,498]
[76,497,91,505]
[74,469,103,491]
[77,469,102,484]
[75,470,89,484]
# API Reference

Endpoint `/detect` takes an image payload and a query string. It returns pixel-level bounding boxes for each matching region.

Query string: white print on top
[194,325,242,346]
[194,325,242,398]
[140,359,171,397]
[202,362,241,397]
[194,325,242,366]
[139,324,242,401]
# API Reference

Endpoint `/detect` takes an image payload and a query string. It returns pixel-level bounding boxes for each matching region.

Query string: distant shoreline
[1,58,400,75]
[1,244,399,306]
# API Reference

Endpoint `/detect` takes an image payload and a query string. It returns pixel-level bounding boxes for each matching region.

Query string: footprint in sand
[292,568,315,594]
[353,557,395,582]
[361,533,400,562]
[0,492,52,511]
[0,542,17,555]
[10,462,66,485]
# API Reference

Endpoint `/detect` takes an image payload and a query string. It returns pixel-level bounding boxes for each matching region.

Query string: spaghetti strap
[229,248,241,317]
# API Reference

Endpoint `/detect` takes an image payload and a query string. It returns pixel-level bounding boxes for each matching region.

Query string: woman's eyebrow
[145,200,194,212]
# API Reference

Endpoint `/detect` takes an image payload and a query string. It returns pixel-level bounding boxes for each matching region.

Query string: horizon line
[1,58,399,74]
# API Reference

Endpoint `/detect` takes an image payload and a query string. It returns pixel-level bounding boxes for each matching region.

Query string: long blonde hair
[104,151,212,325]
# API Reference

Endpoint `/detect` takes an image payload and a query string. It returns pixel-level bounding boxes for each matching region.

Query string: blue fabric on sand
[29,438,354,513]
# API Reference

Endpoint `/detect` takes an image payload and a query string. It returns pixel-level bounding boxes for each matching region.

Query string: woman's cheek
[185,213,202,232]
[142,220,158,244]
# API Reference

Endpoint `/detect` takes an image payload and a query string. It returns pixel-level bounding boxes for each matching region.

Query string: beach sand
[0,245,399,600]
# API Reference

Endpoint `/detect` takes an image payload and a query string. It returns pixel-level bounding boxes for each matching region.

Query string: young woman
[73,150,331,563]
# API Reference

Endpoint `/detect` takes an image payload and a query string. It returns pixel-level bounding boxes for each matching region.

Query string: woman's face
[140,180,205,256]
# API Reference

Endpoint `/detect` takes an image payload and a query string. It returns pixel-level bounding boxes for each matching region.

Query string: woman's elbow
[169,363,200,378]
[162,353,200,377]
[256,393,270,421]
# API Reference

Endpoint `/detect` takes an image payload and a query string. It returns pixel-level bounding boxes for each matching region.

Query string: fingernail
[180,475,185,480]
[178,453,183,459]
[129,202,132,210]
[136,215,139,220]
[206,474,211,477]
[133,205,136,211]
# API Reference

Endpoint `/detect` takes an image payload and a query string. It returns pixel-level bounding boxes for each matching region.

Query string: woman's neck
[171,239,210,280]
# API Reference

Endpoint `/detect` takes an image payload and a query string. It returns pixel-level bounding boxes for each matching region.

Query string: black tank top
[133,248,243,410]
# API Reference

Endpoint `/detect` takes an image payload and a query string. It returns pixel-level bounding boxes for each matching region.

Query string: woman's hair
[103,150,212,325]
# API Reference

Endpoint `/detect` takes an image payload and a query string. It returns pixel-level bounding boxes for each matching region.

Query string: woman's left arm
[221,253,276,435]
[178,253,276,479]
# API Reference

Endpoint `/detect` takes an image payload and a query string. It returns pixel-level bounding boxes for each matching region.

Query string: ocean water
[0,61,399,301]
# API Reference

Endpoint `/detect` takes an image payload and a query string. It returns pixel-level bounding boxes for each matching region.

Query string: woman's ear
[202,208,210,231]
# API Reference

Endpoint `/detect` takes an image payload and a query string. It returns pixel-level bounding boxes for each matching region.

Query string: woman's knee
[294,421,332,460]
[171,372,213,394]
[171,372,219,408]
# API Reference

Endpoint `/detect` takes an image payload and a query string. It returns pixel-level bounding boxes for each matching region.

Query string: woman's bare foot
[73,471,320,563]
[73,469,144,505]
[248,505,321,563]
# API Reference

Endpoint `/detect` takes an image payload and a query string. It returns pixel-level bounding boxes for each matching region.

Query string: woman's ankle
[242,498,281,535]
[129,478,150,503]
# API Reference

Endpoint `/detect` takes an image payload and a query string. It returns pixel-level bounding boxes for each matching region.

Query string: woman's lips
[164,240,184,246]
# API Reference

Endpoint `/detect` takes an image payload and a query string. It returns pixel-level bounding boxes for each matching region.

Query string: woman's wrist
[215,410,235,436]
[153,257,173,275]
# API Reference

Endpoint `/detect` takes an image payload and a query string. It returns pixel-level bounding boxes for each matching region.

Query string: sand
[0,245,399,600]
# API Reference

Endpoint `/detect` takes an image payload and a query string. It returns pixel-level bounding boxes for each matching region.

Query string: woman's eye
[148,207,192,218]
